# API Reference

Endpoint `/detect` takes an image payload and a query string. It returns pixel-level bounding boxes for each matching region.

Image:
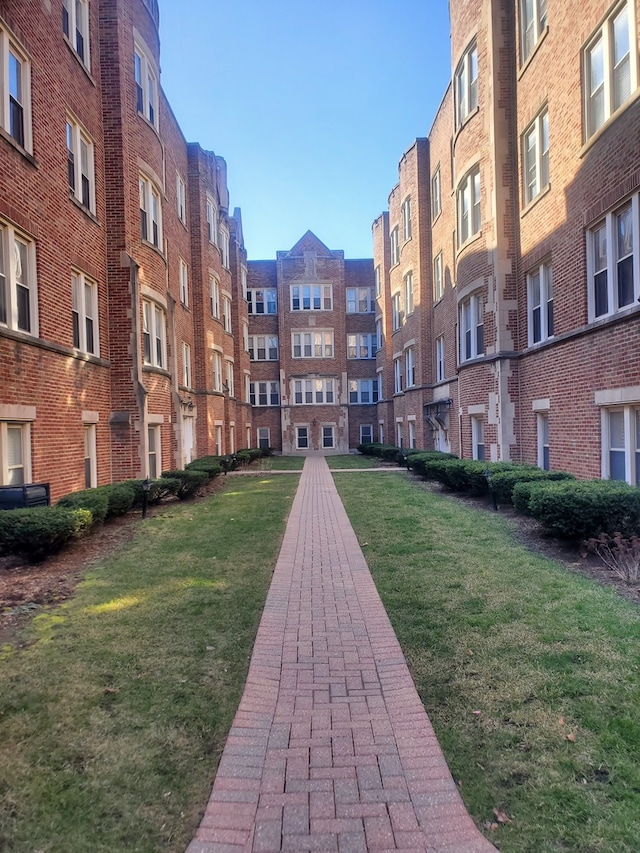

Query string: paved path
[187,456,496,853]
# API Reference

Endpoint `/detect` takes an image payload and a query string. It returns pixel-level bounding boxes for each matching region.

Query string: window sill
[517,25,549,79]
[0,126,37,167]
[455,230,483,260]
[142,364,170,378]
[580,88,640,158]
[520,184,551,219]
[140,239,166,261]
[68,192,100,225]
[453,105,480,148]
[136,110,161,140]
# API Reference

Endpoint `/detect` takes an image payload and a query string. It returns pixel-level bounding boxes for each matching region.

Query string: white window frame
[212,350,223,392]
[460,292,484,362]
[296,426,309,450]
[587,194,640,321]
[523,107,549,204]
[404,271,414,315]
[392,292,402,331]
[0,421,32,485]
[348,378,379,404]
[219,224,230,268]
[408,420,416,450]
[401,196,412,241]
[291,284,333,311]
[142,300,166,369]
[0,221,38,336]
[210,276,220,318]
[0,28,32,152]
[66,117,96,213]
[292,379,335,405]
[405,346,416,388]
[206,196,218,245]
[147,424,161,479]
[396,421,403,448]
[222,294,232,332]
[520,0,548,63]
[584,2,637,141]
[347,333,377,359]
[182,341,191,388]
[432,167,442,219]
[455,41,478,128]
[225,360,234,397]
[471,416,485,461]
[346,286,375,313]
[250,381,280,406]
[394,357,403,394]
[457,166,481,246]
[134,40,159,128]
[527,261,554,345]
[601,405,640,484]
[436,335,445,383]
[292,330,334,359]
[376,318,383,352]
[322,426,335,449]
[360,424,373,444]
[139,174,162,249]
[537,411,550,471]
[247,287,277,315]
[72,270,99,355]
[390,227,400,266]
[84,422,97,488]
[248,335,279,361]
[63,0,90,69]
[176,172,187,224]
[433,251,444,301]
[179,258,189,307]
[257,427,270,449]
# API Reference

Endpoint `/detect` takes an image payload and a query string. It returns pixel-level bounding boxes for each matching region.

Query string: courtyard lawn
[255,455,305,471]
[334,472,640,853]
[325,453,392,469]
[0,474,298,853]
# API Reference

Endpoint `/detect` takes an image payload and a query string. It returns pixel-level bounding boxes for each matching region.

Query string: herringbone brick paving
[187,456,496,853]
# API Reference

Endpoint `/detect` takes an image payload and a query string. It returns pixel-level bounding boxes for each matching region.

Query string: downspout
[123,252,148,477]
[164,238,184,470]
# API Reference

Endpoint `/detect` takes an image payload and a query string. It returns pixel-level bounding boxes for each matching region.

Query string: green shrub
[161,469,208,500]
[0,506,92,560]
[356,443,380,457]
[57,488,109,525]
[408,451,459,475]
[101,483,136,519]
[125,478,181,506]
[526,479,640,539]
[489,466,575,505]
[186,457,223,478]
[512,480,545,514]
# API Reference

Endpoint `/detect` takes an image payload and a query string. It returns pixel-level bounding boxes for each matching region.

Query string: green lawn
[325,454,391,469]
[255,455,305,470]
[334,472,640,853]
[0,474,298,853]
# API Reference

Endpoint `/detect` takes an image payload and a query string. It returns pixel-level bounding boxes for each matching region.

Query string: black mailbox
[0,483,51,510]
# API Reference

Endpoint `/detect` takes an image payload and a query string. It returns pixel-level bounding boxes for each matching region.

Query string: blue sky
[159,1,452,260]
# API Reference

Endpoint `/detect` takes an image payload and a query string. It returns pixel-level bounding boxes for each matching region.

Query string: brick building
[374,0,640,484]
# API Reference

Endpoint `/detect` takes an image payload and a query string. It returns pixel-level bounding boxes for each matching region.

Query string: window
[212,350,223,392]
[584,2,637,139]
[241,267,247,300]
[376,318,383,352]
[292,331,334,358]
[390,227,400,266]
[471,417,485,460]
[225,360,234,397]
[63,0,90,67]
[134,42,158,127]
[66,118,95,213]
[392,292,402,331]
[394,357,403,394]
[71,271,98,355]
[379,423,385,444]
[183,415,195,465]
[404,272,414,315]
[436,336,445,382]
[322,426,335,449]
[148,425,161,479]
[460,293,484,361]
[250,382,280,406]
[520,0,548,62]
[375,265,381,298]
[405,346,416,388]
[347,333,377,359]
[346,287,374,313]
[588,196,639,320]
[176,173,186,223]
[293,379,335,405]
[179,258,189,307]
[0,30,31,151]
[457,166,481,245]
[0,222,37,335]
[243,322,249,353]
[523,108,549,204]
[401,197,412,241]
[0,421,31,485]
[206,197,218,245]
[432,168,442,219]
[248,335,278,360]
[142,300,166,368]
[296,427,309,450]
[602,406,640,483]
[182,342,191,388]
[349,378,379,404]
[360,425,373,444]
[291,284,333,311]
[528,262,554,344]
[257,427,270,449]
[247,288,277,314]
[229,424,235,454]
[455,41,478,127]
[396,421,403,448]
[84,423,97,488]
[222,295,232,332]
[139,175,162,248]
[219,225,230,268]
[214,425,222,456]
[210,277,220,318]
[408,421,416,450]
[537,412,550,471]
[433,252,444,301]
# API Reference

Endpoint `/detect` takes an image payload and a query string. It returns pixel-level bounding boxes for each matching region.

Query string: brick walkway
[187,456,496,853]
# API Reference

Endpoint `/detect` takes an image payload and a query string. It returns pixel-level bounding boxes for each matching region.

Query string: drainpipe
[164,238,184,470]
[122,252,148,477]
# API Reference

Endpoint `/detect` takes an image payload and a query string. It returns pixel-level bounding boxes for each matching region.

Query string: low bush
[186,457,223,478]
[526,479,640,539]
[489,466,575,505]
[512,480,544,514]
[161,468,208,500]
[100,483,136,519]
[125,477,181,506]
[57,487,109,525]
[0,506,92,560]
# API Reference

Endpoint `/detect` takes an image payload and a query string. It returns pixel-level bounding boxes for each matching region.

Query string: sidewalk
[187,456,496,853]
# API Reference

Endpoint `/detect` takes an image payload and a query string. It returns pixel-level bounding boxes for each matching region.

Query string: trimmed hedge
[186,456,224,477]
[161,469,208,500]
[356,443,404,463]
[0,506,92,560]
[523,479,640,539]
[125,478,181,506]
[57,487,109,525]
[100,483,136,519]
[489,466,575,505]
